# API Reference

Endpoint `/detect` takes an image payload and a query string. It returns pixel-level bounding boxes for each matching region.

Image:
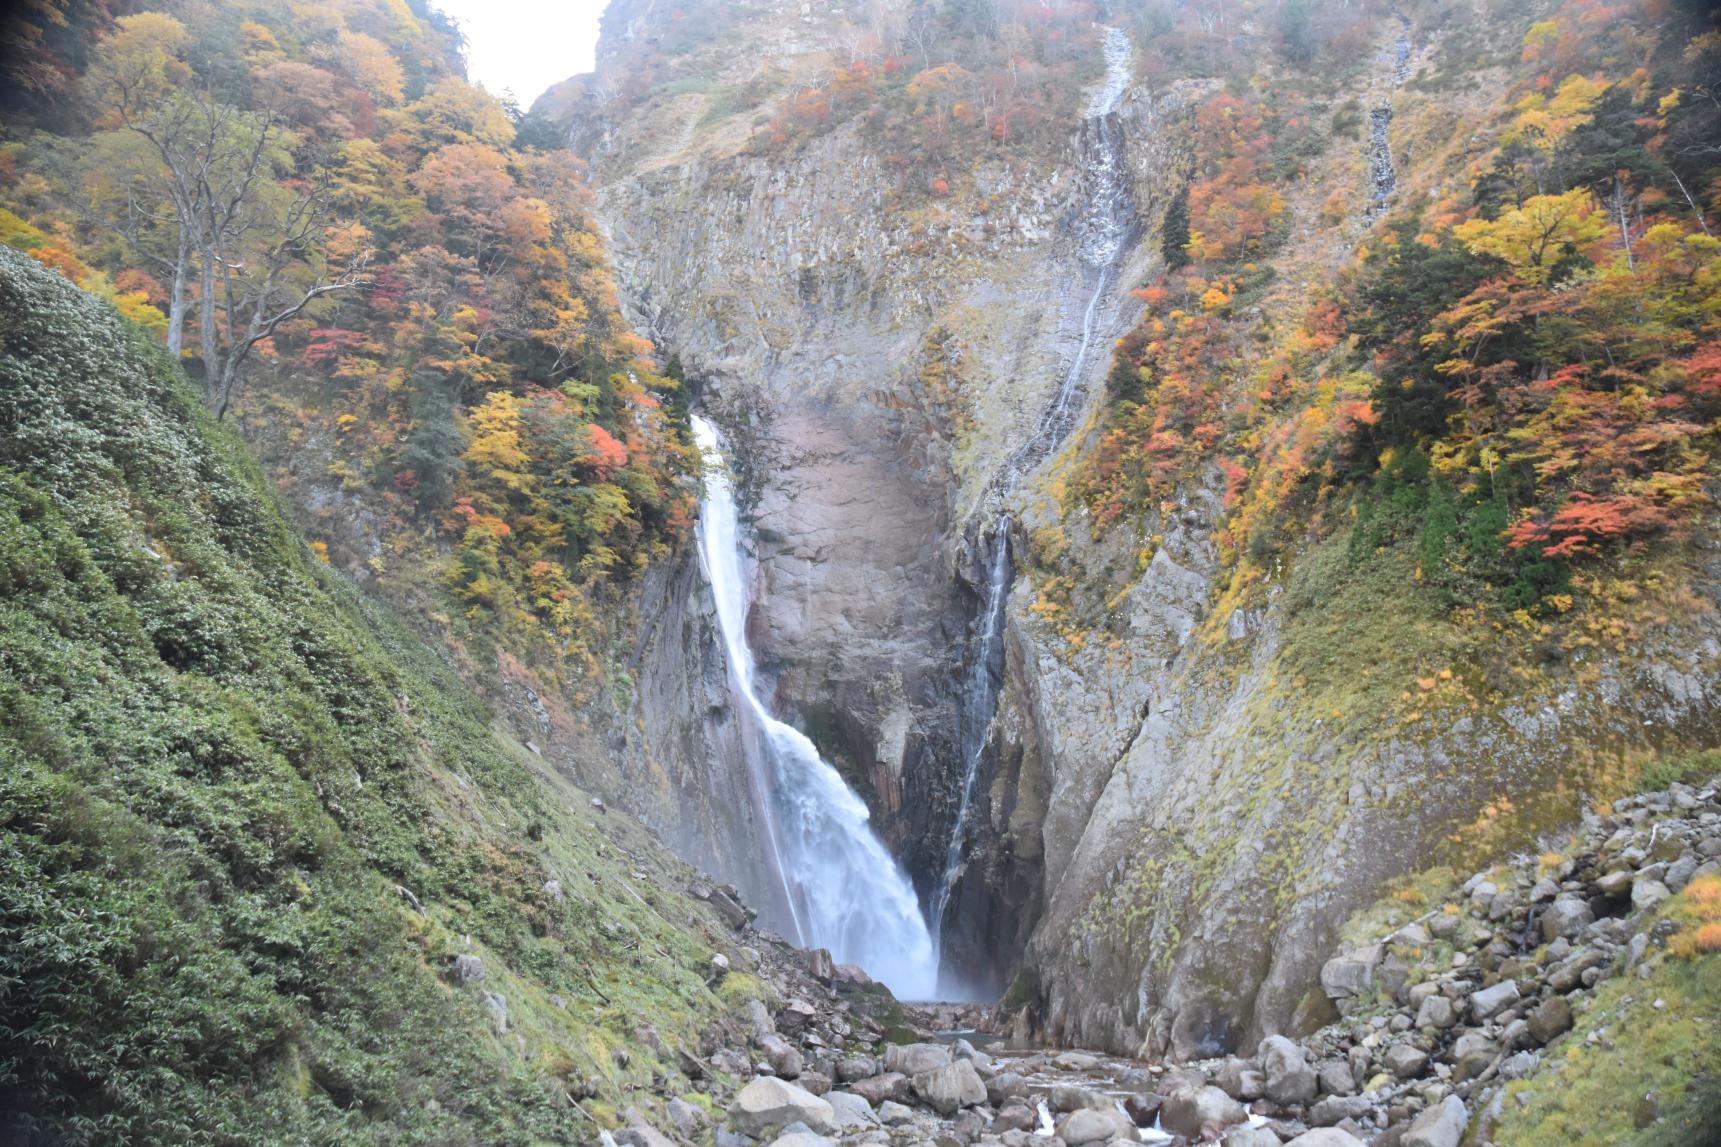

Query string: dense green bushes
[0,247,719,1143]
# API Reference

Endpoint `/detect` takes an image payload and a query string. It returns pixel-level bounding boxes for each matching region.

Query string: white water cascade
[931,27,1136,986]
[692,414,937,999]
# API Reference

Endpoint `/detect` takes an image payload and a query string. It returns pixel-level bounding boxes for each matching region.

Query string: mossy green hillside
[0,246,727,1145]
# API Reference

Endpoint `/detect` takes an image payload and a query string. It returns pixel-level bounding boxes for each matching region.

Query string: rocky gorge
[598,773,1721,1147]
[544,0,1721,1061]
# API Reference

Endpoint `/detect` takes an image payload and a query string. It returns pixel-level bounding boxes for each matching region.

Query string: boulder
[1285,1131,1369,1147]
[1309,1095,1371,1126]
[1050,1085,1111,1112]
[450,953,485,983]
[883,1043,951,1076]
[1215,1058,1266,1101]
[1450,1032,1498,1082]
[764,1134,835,1147]
[835,1054,877,1082]
[794,1072,831,1097]
[614,1124,677,1147]
[1415,995,1457,1029]
[1384,1043,1429,1079]
[991,1105,1037,1133]
[1402,1095,1467,1147]
[759,1033,803,1078]
[1223,1128,1284,1147]
[845,1073,909,1105]
[1260,1035,1319,1104]
[1055,1051,1103,1070]
[667,1098,707,1139]
[1058,1108,1138,1146]
[1320,945,1382,999]
[1527,994,1573,1045]
[877,1101,915,1126]
[1123,1093,1163,1127]
[805,948,835,982]
[985,1072,1030,1105]
[824,1091,879,1130]
[1540,895,1595,942]
[729,1077,837,1137]
[910,1058,988,1115]
[1160,1086,1247,1137]
[1632,879,1672,912]
[1469,979,1520,1021]
[1317,1059,1356,1097]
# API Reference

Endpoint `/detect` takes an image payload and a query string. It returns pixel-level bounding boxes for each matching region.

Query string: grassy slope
[0,246,725,1145]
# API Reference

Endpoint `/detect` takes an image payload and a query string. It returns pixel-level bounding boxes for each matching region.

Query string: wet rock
[1401,1095,1466,1147]
[1122,1093,1163,1127]
[1215,1058,1266,1101]
[1057,1107,1137,1146]
[1054,1051,1103,1071]
[1469,980,1520,1021]
[991,1105,1037,1133]
[1160,1085,1247,1137]
[1049,1085,1110,1112]
[883,1043,951,1075]
[730,1077,838,1137]
[1261,1035,1319,1104]
[1526,995,1573,1045]
[825,1091,879,1130]
[911,1059,988,1115]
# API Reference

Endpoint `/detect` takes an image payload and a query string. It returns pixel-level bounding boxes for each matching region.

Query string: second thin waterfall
[692,414,936,999]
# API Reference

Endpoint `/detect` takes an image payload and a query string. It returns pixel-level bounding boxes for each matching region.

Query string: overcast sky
[434,0,608,106]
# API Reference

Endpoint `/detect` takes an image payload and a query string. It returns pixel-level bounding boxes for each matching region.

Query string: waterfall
[927,516,1012,992]
[1001,24,1136,485]
[931,27,1137,986]
[692,414,936,999]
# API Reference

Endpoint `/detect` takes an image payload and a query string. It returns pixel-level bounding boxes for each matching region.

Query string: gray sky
[434,0,608,106]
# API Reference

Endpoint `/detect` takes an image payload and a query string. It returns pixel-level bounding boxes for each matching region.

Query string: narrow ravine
[930,25,1138,989]
[692,415,937,998]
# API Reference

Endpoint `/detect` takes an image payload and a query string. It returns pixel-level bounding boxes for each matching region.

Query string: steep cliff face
[554,0,1721,1052]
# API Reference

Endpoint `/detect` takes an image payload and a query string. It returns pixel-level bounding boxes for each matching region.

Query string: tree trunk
[166,231,190,357]
[199,246,219,403]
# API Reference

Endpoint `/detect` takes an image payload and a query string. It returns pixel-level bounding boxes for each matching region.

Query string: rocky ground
[601,773,1721,1147]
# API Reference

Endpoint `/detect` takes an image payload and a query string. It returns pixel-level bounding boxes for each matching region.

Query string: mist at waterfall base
[692,415,938,1000]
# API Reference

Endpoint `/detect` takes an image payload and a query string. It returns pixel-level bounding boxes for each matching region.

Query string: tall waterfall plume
[692,415,936,999]
[932,26,1136,987]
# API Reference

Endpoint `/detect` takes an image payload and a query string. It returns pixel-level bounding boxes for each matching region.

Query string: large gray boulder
[1058,1108,1138,1146]
[1415,994,1457,1029]
[1469,979,1520,1021]
[1260,1035,1318,1104]
[729,1077,837,1136]
[1540,895,1595,942]
[1160,1086,1247,1137]
[910,1058,987,1115]
[1402,1095,1467,1147]
[845,1073,908,1105]
[986,1071,1030,1105]
[1214,1058,1266,1100]
[1222,1127,1284,1147]
[759,1033,803,1078]
[823,1091,879,1131]
[1319,945,1382,999]
[1384,1043,1429,1079]
[1527,994,1573,1044]
[883,1043,951,1075]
